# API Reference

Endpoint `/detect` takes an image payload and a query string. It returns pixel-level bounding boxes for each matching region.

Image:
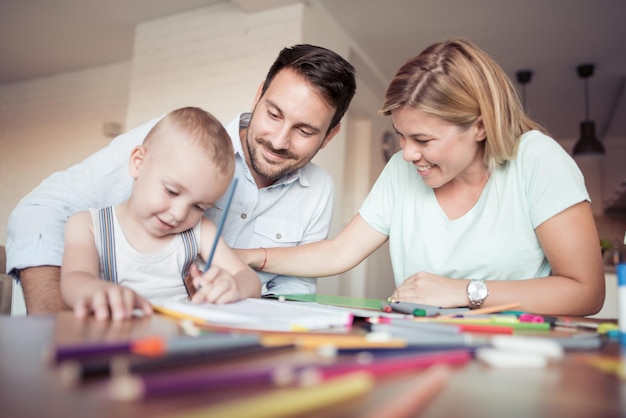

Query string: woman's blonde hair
[380,38,547,171]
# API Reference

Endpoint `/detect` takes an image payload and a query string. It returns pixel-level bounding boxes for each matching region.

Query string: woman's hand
[390,272,468,308]
[233,248,265,271]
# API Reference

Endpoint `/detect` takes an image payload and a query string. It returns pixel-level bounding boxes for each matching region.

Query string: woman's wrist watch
[467,279,489,309]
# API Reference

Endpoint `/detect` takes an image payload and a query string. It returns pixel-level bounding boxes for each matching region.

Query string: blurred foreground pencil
[110,363,299,401]
[362,364,452,418]
[163,371,375,418]
[43,340,139,364]
[59,344,289,388]
[108,348,469,401]
[304,349,470,381]
[45,333,260,364]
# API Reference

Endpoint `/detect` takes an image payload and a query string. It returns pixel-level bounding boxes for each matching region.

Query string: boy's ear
[128,145,147,178]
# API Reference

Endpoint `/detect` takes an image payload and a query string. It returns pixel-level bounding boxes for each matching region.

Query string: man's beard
[247,134,300,182]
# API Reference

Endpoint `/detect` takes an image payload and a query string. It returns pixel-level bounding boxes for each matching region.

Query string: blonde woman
[238,38,604,316]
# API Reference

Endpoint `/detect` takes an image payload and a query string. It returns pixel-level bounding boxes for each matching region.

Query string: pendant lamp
[572,64,605,156]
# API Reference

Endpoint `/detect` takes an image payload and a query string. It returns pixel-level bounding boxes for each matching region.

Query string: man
[6,44,356,314]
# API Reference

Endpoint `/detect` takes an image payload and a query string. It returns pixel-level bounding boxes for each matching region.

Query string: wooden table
[1,312,625,418]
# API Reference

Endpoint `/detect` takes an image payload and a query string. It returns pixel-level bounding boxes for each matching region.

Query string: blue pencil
[203,178,238,273]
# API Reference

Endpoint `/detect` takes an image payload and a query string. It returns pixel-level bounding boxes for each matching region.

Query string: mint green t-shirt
[359,130,589,287]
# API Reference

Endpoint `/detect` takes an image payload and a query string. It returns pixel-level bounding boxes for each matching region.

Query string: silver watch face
[468,280,488,300]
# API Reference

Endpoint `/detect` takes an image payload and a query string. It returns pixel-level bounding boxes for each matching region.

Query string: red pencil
[456,323,514,335]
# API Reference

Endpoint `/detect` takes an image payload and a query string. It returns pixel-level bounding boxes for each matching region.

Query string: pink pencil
[298,349,470,383]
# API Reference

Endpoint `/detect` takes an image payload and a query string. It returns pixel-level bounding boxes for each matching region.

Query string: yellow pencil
[164,371,375,418]
[260,333,408,349]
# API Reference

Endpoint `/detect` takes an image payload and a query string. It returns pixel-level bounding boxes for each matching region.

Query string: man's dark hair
[261,44,356,134]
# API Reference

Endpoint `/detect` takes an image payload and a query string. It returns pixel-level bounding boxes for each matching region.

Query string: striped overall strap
[98,207,118,283]
[180,228,198,297]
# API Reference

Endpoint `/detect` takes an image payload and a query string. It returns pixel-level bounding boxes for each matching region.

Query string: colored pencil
[110,363,301,401]
[389,301,441,316]
[367,317,461,334]
[437,303,521,319]
[130,333,260,357]
[162,371,375,418]
[433,318,550,331]
[43,340,137,364]
[259,333,408,350]
[109,348,468,402]
[203,178,238,273]
[45,332,260,364]
[376,317,547,334]
[59,343,290,388]
[301,349,471,381]
[369,324,491,348]
[362,364,452,418]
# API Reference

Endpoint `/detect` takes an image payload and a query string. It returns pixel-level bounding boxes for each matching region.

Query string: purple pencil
[109,363,299,401]
[43,340,134,364]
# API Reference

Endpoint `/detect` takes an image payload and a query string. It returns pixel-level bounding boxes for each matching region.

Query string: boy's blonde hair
[380,38,548,172]
[143,107,234,176]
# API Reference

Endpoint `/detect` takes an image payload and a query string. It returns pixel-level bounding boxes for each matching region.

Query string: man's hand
[19,266,69,314]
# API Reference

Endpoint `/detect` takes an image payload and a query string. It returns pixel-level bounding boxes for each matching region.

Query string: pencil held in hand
[204,178,238,273]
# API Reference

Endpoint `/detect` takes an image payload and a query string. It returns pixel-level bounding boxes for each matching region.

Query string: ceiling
[1,0,626,141]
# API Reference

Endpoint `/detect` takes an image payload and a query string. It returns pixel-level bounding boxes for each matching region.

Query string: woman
[238,38,604,316]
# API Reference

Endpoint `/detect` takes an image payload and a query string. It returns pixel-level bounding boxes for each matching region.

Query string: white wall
[126,2,303,127]
[0,62,130,244]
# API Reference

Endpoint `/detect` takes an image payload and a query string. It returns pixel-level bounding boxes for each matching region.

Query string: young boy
[60,107,261,321]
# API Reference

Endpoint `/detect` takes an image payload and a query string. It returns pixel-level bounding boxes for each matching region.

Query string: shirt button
[276,233,282,240]
[240,213,247,219]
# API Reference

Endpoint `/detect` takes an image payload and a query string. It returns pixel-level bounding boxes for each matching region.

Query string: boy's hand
[73,285,153,321]
[189,264,242,304]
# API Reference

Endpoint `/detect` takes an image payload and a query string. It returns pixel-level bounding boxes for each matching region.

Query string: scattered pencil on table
[45,333,261,364]
[297,349,471,382]
[109,363,300,401]
[58,343,292,388]
[43,340,141,364]
[161,370,375,418]
[437,302,522,319]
